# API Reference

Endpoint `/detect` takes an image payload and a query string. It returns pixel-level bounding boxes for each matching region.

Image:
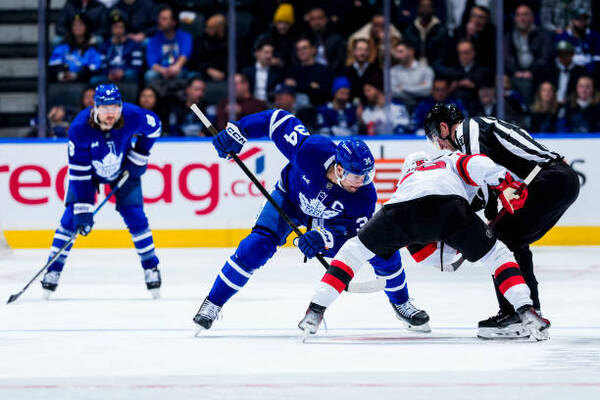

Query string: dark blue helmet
[335,138,375,185]
[94,84,122,106]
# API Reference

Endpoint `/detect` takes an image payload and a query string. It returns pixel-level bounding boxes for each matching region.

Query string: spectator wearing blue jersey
[359,71,411,135]
[412,77,467,135]
[555,8,600,69]
[92,14,143,84]
[315,77,358,136]
[49,14,102,83]
[145,5,192,84]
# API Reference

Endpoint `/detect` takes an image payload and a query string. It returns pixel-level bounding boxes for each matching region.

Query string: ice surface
[1,247,599,399]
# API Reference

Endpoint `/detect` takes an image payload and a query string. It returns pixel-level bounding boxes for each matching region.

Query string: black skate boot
[477,309,529,339]
[41,270,61,299]
[144,267,161,299]
[516,305,551,341]
[390,300,431,332]
[193,297,221,332]
[298,302,326,338]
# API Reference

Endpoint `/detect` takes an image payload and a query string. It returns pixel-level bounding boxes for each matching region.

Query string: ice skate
[193,297,221,333]
[40,270,61,299]
[516,306,550,341]
[477,310,530,340]
[298,302,326,340]
[390,300,431,332]
[144,267,161,299]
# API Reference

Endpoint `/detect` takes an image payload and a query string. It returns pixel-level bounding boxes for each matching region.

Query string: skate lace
[199,299,221,320]
[43,271,60,284]
[396,301,420,318]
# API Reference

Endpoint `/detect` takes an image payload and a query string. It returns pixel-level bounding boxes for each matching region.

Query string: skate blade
[149,288,161,299]
[407,322,431,333]
[477,327,530,340]
[41,289,53,300]
[523,322,550,341]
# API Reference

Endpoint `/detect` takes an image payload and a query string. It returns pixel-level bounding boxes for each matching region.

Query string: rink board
[0,136,598,247]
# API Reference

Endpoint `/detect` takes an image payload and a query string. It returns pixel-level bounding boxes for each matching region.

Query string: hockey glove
[492,172,528,214]
[73,206,94,236]
[298,228,334,259]
[212,122,247,159]
[124,149,149,178]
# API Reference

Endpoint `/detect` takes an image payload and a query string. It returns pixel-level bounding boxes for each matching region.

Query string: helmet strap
[334,163,345,188]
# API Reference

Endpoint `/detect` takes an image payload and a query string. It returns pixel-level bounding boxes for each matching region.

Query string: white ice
[1,246,599,400]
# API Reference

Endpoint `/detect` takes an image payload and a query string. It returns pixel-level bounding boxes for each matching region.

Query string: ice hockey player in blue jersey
[192,109,430,331]
[40,84,163,299]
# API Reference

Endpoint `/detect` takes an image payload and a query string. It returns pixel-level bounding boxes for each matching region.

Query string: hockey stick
[6,171,130,304]
[450,164,543,271]
[190,105,385,293]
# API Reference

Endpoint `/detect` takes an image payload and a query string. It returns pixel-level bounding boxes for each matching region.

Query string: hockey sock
[47,225,75,272]
[208,256,253,307]
[378,265,409,305]
[312,259,355,308]
[131,228,158,269]
[494,262,531,310]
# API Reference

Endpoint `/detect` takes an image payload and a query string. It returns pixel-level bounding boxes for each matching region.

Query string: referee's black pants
[492,160,580,313]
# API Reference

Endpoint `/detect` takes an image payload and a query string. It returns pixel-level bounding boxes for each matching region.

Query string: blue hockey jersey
[67,102,162,206]
[234,109,377,236]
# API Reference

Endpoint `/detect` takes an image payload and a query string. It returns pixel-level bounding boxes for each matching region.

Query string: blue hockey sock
[47,225,75,272]
[131,228,159,269]
[208,256,253,307]
[378,264,410,305]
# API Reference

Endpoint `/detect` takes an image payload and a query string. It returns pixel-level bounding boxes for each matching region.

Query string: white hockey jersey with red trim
[386,151,513,206]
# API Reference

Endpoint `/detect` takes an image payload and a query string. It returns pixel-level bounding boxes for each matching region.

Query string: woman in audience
[557,75,600,133]
[530,82,559,133]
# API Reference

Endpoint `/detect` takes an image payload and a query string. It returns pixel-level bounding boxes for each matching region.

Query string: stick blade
[7,293,20,304]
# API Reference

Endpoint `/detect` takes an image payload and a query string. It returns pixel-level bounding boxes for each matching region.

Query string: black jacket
[504,27,554,75]
[241,64,284,102]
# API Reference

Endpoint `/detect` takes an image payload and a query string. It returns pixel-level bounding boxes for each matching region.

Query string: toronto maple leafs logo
[91,141,122,180]
[299,192,341,219]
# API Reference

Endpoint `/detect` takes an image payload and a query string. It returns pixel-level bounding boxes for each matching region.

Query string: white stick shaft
[190,104,212,129]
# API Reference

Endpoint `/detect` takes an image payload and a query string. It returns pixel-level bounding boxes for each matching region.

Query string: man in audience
[452,5,495,69]
[556,8,600,70]
[112,0,158,44]
[341,38,381,103]
[167,77,208,136]
[93,13,143,84]
[359,72,411,135]
[284,36,333,107]
[390,41,434,111]
[412,76,467,134]
[536,40,586,105]
[315,77,358,136]
[346,13,402,68]
[305,6,346,73]
[145,5,192,84]
[242,40,284,104]
[216,74,268,129]
[190,14,228,82]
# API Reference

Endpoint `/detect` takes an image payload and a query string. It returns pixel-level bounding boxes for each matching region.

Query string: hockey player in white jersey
[298,151,551,341]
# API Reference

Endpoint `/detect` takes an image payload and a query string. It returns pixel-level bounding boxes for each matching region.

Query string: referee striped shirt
[454,116,561,179]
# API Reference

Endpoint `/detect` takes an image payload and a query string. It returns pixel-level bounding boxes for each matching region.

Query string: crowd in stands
[36,0,600,137]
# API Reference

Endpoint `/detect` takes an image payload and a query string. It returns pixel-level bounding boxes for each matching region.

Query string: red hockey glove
[492,172,528,214]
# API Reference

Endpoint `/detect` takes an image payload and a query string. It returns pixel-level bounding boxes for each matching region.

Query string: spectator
[535,40,587,105]
[470,81,529,127]
[242,40,284,103]
[48,15,102,83]
[304,6,346,73]
[273,83,297,113]
[555,8,600,69]
[145,5,192,84]
[216,74,268,129]
[444,0,468,36]
[359,72,411,135]
[390,41,434,110]
[112,0,157,44]
[446,38,492,113]
[402,0,449,70]
[346,13,402,68]
[92,13,143,84]
[452,5,495,69]
[284,36,333,107]
[557,75,600,132]
[29,106,71,138]
[540,0,592,34]
[315,77,358,136]
[138,86,167,128]
[530,81,559,133]
[167,77,208,136]
[190,14,228,81]
[411,76,467,134]
[341,38,381,103]
[55,0,109,44]
[504,3,554,105]
[255,3,300,69]
[80,86,96,109]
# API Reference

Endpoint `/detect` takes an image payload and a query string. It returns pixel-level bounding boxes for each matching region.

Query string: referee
[424,103,580,339]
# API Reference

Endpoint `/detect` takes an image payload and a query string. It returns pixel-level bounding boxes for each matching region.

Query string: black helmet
[423,103,464,141]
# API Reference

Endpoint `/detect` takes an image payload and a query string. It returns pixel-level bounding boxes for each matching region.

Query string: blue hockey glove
[212,122,247,159]
[124,149,149,178]
[73,205,94,236]
[298,228,334,259]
